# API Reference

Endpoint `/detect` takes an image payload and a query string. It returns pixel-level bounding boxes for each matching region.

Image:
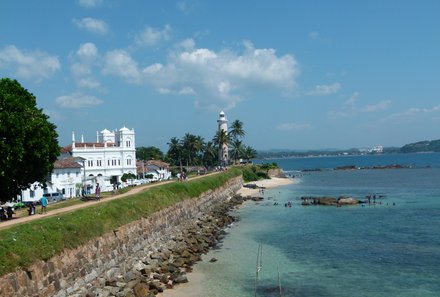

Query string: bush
[241,166,259,182]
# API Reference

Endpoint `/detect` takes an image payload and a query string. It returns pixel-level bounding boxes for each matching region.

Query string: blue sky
[1,0,439,151]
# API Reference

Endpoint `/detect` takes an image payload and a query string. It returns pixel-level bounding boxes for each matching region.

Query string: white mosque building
[62,127,137,192]
[217,111,229,165]
[19,127,137,201]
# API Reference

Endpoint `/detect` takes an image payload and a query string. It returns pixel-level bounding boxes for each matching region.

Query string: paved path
[0,173,221,230]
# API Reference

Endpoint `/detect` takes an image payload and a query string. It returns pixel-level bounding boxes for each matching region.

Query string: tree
[242,146,257,163]
[213,129,230,165]
[229,139,244,164]
[229,119,245,141]
[202,141,218,167]
[136,146,164,161]
[166,137,183,168]
[0,78,59,203]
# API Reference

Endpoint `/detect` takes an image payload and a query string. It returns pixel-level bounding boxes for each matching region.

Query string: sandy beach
[158,176,297,297]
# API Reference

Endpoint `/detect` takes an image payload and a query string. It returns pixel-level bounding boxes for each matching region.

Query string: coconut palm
[230,139,244,164]
[229,119,245,141]
[166,137,183,168]
[213,129,230,166]
[242,145,257,164]
[202,141,218,167]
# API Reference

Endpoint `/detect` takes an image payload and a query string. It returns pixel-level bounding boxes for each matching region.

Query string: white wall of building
[70,127,137,192]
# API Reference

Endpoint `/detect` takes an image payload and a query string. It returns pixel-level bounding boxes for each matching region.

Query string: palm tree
[229,119,245,141]
[230,139,244,164]
[242,145,257,164]
[181,133,205,166]
[202,141,217,167]
[213,129,230,166]
[167,137,183,169]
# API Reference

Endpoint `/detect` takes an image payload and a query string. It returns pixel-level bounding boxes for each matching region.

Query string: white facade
[217,111,229,165]
[137,160,172,183]
[65,127,137,192]
[21,157,83,202]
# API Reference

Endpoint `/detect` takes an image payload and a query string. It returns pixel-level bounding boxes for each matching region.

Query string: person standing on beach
[40,196,48,214]
[95,183,101,201]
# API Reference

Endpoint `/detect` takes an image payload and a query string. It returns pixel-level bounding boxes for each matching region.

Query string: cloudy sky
[1,0,439,151]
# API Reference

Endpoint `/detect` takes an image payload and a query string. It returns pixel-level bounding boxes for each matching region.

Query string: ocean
[186,153,440,297]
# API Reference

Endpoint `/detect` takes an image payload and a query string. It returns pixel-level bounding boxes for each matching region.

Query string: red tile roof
[54,157,82,169]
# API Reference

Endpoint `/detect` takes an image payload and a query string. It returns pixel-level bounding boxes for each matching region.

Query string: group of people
[27,196,48,216]
[177,172,187,181]
[0,206,16,220]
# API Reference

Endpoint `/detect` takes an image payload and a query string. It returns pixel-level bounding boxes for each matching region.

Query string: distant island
[257,139,440,159]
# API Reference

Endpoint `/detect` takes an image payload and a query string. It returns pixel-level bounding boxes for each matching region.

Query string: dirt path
[0,173,220,230]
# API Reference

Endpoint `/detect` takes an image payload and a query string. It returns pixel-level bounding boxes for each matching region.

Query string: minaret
[217,111,229,165]
[72,131,76,148]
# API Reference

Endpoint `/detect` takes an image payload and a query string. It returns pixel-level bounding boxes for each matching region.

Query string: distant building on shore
[217,111,229,165]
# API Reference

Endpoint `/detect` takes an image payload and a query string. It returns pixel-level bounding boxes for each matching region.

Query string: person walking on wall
[95,183,101,201]
[40,196,48,214]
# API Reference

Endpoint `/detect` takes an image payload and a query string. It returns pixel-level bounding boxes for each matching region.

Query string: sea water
[188,153,440,297]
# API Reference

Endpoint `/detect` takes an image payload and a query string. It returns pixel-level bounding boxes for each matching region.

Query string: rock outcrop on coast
[301,196,361,206]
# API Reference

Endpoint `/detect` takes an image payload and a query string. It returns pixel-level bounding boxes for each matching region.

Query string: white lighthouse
[217,111,229,165]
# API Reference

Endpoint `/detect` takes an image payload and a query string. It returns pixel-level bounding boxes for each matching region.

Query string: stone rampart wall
[0,176,243,297]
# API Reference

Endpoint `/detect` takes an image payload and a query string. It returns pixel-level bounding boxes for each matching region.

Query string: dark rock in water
[209,257,218,263]
[317,197,338,205]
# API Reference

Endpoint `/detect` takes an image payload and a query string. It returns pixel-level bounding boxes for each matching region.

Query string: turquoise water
[190,153,440,296]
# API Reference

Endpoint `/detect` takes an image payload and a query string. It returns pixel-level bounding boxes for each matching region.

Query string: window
[67,171,71,177]
[30,190,35,198]
[97,160,102,167]
[127,158,132,165]
[88,160,93,167]
[112,159,117,166]
[126,140,131,147]
[118,159,121,166]
[108,160,110,166]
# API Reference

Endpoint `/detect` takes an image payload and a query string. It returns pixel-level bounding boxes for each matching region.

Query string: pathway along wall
[0,176,243,297]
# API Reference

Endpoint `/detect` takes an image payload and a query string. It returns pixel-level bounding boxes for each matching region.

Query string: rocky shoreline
[66,194,254,297]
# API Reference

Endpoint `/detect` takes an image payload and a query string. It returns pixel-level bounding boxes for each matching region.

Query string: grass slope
[0,169,241,277]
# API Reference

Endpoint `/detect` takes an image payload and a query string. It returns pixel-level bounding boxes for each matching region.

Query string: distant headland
[257,139,440,159]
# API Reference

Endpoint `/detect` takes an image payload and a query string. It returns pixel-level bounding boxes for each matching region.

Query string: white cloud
[102,40,299,110]
[308,31,319,40]
[77,78,100,89]
[134,25,171,47]
[0,45,60,81]
[78,0,102,8]
[361,100,391,112]
[73,18,108,35]
[56,92,103,108]
[70,43,100,89]
[102,50,142,83]
[277,122,311,131]
[306,82,341,96]
[329,92,392,118]
[176,1,195,14]
[384,104,440,121]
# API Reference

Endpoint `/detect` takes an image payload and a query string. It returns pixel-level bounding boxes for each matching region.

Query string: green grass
[0,168,242,276]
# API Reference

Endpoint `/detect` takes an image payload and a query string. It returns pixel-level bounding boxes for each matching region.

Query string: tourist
[40,196,48,214]
[28,202,36,216]
[6,206,15,219]
[95,183,101,201]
